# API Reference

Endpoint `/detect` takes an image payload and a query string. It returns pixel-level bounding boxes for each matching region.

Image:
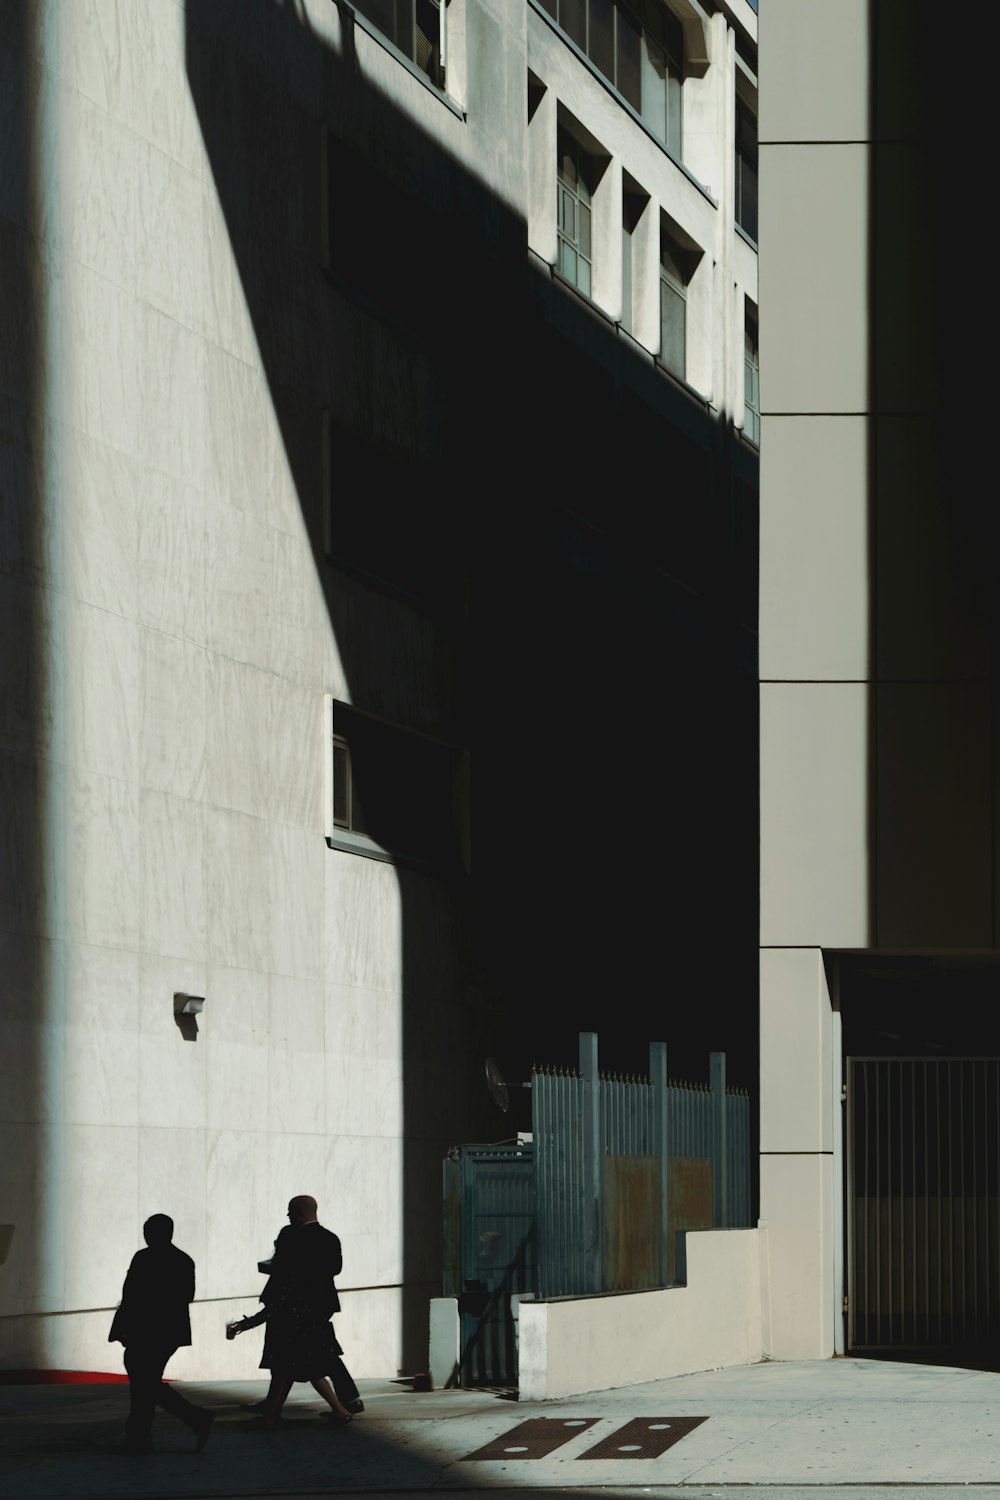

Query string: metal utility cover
[462,1417,600,1460]
[578,1415,709,1459]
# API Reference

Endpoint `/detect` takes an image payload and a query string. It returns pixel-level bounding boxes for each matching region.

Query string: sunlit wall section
[0,0,408,1379]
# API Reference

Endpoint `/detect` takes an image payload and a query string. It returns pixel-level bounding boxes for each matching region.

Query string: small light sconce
[174,993,205,1016]
[173,992,204,1041]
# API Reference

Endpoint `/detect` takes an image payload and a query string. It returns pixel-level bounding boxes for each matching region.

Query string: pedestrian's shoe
[348,1398,364,1414]
[240,1399,266,1411]
[194,1412,215,1452]
[328,1412,352,1428]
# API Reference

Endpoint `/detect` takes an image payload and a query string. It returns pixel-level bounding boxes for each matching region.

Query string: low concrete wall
[518,1228,764,1400]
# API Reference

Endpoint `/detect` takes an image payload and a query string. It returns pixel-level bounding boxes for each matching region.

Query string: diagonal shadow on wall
[184,0,760,1372]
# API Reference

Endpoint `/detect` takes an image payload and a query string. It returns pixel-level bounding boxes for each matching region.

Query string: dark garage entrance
[841,957,1000,1366]
[847,1056,1000,1354]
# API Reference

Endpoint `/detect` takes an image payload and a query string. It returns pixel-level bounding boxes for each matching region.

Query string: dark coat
[108,1244,195,1350]
[256,1221,344,1379]
[265,1222,342,1319]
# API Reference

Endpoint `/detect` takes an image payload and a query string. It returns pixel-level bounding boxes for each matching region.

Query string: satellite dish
[485,1057,510,1113]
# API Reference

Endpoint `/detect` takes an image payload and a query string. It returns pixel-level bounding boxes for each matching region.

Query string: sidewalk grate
[462,1417,600,1460]
[578,1415,709,1459]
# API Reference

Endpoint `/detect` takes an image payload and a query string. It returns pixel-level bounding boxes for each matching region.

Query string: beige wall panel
[760,683,869,948]
[760,415,868,681]
[760,1152,835,1359]
[760,947,833,1154]
[759,0,868,144]
[876,683,993,950]
[758,144,867,415]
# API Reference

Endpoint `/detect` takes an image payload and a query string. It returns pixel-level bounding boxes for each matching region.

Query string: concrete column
[759,947,838,1358]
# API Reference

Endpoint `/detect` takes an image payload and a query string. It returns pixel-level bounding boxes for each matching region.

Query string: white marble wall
[0,0,422,1378]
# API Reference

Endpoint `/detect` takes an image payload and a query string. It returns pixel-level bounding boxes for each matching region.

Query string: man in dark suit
[109,1214,214,1454]
[245,1194,361,1424]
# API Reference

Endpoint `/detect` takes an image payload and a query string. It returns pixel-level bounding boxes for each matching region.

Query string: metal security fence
[443,1033,753,1384]
[848,1057,1000,1352]
[533,1034,751,1298]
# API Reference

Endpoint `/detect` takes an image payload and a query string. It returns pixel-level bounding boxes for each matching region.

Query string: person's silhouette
[229,1195,357,1426]
[108,1214,214,1454]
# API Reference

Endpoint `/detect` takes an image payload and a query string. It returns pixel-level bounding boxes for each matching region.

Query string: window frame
[658,225,689,381]
[556,127,595,298]
[735,92,758,243]
[743,301,760,447]
[349,0,461,111]
[539,0,684,161]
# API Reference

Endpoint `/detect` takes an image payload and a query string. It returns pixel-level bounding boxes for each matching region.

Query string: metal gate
[847,1057,1000,1351]
[442,1144,535,1386]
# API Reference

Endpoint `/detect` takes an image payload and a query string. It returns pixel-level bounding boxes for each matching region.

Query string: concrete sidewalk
[1,1357,999,1498]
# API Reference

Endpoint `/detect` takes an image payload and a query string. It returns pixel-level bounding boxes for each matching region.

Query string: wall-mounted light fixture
[174,993,205,1016]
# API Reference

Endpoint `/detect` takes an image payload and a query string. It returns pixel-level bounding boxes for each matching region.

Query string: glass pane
[745,359,755,405]
[740,156,758,240]
[560,187,575,236]
[350,777,367,836]
[578,256,591,298]
[589,0,614,80]
[578,203,591,258]
[557,133,577,189]
[616,4,641,110]
[561,242,578,285]
[660,279,685,377]
[333,742,349,827]
[660,233,685,287]
[664,9,683,72]
[641,33,666,142]
[576,159,591,206]
[415,0,440,78]
[562,0,586,50]
[666,70,681,155]
[538,0,556,14]
[393,0,413,57]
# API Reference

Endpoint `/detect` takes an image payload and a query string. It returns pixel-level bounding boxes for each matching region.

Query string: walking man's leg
[123,1347,157,1453]
[126,1344,213,1451]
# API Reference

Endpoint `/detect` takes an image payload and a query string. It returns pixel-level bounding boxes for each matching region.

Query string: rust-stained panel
[603,1153,659,1290]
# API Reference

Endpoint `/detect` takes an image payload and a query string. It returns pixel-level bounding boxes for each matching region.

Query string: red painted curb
[0,1371,131,1385]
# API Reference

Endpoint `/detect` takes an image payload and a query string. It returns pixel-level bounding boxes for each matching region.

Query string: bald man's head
[287,1195,318,1226]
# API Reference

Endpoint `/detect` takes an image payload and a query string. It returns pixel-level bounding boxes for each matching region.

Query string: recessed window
[332,734,368,836]
[735,95,757,241]
[354,0,443,87]
[326,700,467,871]
[540,0,683,158]
[659,227,689,380]
[744,302,760,446]
[557,127,594,296]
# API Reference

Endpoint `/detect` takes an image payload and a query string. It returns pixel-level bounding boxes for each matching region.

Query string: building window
[354,0,443,87]
[540,0,683,158]
[332,734,368,836]
[659,226,688,380]
[735,95,757,241]
[557,127,594,296]
[744,303,760,446]
[326,700,468,871]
